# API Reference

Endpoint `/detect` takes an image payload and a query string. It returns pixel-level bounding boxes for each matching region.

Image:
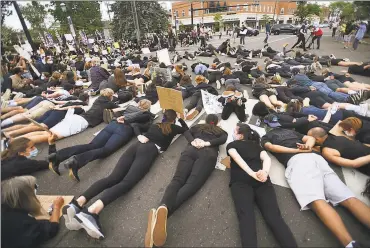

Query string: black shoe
[65,156,80,182]
[48,153,60,175]
[74,209,104,239]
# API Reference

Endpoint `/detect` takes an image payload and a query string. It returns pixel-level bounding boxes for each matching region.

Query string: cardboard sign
[64,34,74,41]
[141,47,151,54]
[113,42,120,48]
[156,86,184,114]
[156,48,171,66]
[35,195,74,220]
[67,44,75,52]
[13,45,31,61]
[102,50,108,55]
[88,38,95,44]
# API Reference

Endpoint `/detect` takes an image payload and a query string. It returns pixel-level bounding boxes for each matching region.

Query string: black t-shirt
[348,63,370,77]
[322,135,370,176]
[261,128,304,166]
[227,140,266,185]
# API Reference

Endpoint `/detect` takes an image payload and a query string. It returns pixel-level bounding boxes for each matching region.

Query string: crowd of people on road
[331,20,369,50]
[1,21,370,248]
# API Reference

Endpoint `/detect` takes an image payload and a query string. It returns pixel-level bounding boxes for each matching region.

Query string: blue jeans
[25,96,45,109]
[56,121,134,169]
[312,82,348,102]
[35,110,67,128]
[302,106,343,124]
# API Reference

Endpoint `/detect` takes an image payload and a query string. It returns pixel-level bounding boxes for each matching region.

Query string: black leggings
[81,142,159,206]
[185,91,203,112]
[161,146,218,216]
[291,34,306,50]
[222,104,246,122]
[299,91,334,107]
[230,181,297,247]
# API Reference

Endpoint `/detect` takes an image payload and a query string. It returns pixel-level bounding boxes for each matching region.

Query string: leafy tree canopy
[20,1,48,33]
[294,2,321,23]
[1,1,12,26]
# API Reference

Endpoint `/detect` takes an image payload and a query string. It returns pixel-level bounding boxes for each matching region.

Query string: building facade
[172,1,297,31]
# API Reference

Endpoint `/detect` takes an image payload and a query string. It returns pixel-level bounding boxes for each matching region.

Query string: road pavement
[39,28,370,247]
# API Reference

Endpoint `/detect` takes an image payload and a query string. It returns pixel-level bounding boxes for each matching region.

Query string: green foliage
[1,25,19,46]
[111,1,169,41]
[294,2,321,23]
[49,1,103,35]
[261,14,271,22]
[20,1,48,33]
[1,1,12,26]
[213,13,224,32]
[353,1,370,21]
[329,2,354,21]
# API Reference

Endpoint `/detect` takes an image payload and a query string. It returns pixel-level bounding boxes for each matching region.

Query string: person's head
[100,88,115,101]
[223,67,232,75]
[233,123,260,142]
[338,117,362,137]
[146,61,154,69]
[175,64,184,76]
[1,137,37,160]
[158,109,177,135]
[91,57,100,66]
[113,68,127,87]
[195,75,207,85]
[1,176,44,216]
[226,39,230,43]
[65,71,75,81]
[197,114,224,135]
[50,71,61,82]
[137,99,152,111]
[295,51,302,57]
[226,85,236,92]
[179,75,192,86]
[76,55,83,62]
[252,101,270,117]
[307,127,328,145]
[291,67,300,76]
[77,92,89,105]
[286,100,303,114]
[63,83,75,94]
[12,66,23,76]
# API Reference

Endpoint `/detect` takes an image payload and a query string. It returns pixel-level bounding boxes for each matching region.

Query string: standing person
[168,26,175,50]
[2,176,64,248]
[89,57,110,92]
[199,25,207,48]
[239,25,247,45]
[61,110,188,239]
[290,23,307,51]
[332,21,338,37]
[144,114,227,248]
[264,22,271,44]
[307,25,323,49]
[353,21,368,51]
[227,124,297,248]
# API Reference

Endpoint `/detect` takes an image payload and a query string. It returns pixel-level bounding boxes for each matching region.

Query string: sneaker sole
[69,168,80,182]
[144,209,156,248]
[63,205,82,231]
[153,206,168,247]
[74,214,104,240]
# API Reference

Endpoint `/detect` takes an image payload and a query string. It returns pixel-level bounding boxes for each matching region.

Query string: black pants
[275,87,303,103]
[56,122,134,169]
[161,146,217,215]
[299,91,334,107]
[185,91,203,112]
[230,181,297,247]
[222,103,246,122]
[240,35,245,45]
[200,37,206,48]
[82,142,159,206]
[291,34,306,50]
[332,27,337,37]
[307,35,322,49]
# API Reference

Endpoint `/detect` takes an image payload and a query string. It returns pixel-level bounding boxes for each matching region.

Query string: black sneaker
[74,209,104,239]
[48,153,60,175]
[348,90,367,105]
[64,156,80,182]
[63,199,83,231]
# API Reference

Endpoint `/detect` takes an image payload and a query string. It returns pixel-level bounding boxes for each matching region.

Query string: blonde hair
[138,99,152,111]
[223,67,232,75]
[1,176,44,216]
[91,57,100,66]
[195,75,206,85]
[100,88,114,98]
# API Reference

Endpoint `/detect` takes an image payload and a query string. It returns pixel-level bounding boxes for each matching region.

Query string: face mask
[26,147,39,158]
[41,75,45,80]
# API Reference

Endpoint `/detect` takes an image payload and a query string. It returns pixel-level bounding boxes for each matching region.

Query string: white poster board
[13,45,31,61]
[67,44,75,51]
[88,38,95,44]
[64,34,74,41]
[102,50,108,55]
[156,48,171,66]
[141,47,151,54]
[21,42,33,52]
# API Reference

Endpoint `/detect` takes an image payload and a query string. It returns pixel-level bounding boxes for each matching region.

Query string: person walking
[353,21,368,50]
[199,25,207,48]
[239,25,247,45]
[264,22,271,44]
[290,24,307,51]
[332,21,338,37]
[307,25,323,49]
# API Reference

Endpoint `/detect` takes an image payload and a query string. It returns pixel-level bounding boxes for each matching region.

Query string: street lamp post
[60,2,79,50]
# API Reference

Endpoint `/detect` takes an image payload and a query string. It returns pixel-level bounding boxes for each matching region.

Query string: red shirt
[314,28,323,36]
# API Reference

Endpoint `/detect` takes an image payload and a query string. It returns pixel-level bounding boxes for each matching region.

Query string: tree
[1,1,12,26]
[111,1,169,41]
[353,1,370,20]
[294,2,321,23]
[213,13,224,32]
[329,2,355,21]
[319,6,330,23]
[20,2,48,33]
[49,1,103,35]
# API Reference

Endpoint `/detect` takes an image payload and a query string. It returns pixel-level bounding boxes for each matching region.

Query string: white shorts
[344,35,352,42]
[285,153,354,210]
[50,109,88,138]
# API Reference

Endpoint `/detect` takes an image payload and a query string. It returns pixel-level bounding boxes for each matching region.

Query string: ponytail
[1,137,31,160]
[237,123,260,142]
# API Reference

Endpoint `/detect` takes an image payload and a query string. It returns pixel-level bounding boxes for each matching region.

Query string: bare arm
[302,135,316,149]
[260,151,271,174]
[322,148,370,168]
[264,142,301,154]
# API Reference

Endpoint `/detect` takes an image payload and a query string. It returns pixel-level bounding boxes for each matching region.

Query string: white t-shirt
[332,22,338,28]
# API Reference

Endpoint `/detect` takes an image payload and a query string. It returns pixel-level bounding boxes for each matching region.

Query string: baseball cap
[263,114,281,128]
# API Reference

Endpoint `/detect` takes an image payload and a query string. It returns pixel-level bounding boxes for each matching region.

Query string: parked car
[271,24,299,35]
[319,23,329,28]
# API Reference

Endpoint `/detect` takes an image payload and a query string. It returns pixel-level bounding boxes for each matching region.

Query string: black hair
[252,101,269,117]
[236,123,260,142]
[197,114,224,135]
[63,84,75,92]
[159,62,166,68]
[363,179,370,200]
[12,67,23,75]
[78,92,89,103]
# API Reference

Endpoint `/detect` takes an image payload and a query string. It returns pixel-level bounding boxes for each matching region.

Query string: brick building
[172,1,297,31]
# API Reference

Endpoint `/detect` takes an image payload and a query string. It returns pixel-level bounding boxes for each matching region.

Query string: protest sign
[35,195,74,220]
[157,48,171,66]
[201,90,223,114]
[113,42,120,48]
[141,48,151,54]
[156,86,184,114]
[64,34,74,41]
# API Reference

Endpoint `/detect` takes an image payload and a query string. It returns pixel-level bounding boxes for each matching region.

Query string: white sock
[348,90,357,95]
[1,119,13,127]
[345,241,355,248]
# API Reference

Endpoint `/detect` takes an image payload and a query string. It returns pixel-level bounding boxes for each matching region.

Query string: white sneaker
[216,80,221,90]
[343,58,350,62]
[220,78,225,85]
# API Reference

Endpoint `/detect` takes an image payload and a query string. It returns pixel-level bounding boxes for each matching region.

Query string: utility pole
[191,3,194,28]
[272,0,278,24]
[13,1,37,52]
[131,0,141,45]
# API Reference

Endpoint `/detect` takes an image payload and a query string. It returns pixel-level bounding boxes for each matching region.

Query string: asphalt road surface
[39,28,370,247]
